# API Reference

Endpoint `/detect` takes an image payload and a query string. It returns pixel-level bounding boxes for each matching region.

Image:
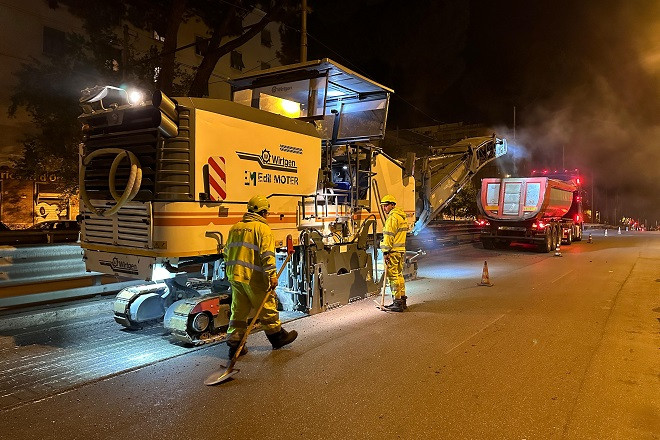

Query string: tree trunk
[187,0,287,97]
[157,0,187,95]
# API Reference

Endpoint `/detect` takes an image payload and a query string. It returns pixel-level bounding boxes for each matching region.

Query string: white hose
[80,148,143,217]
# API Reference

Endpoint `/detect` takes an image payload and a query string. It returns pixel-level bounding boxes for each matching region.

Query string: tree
[441,179,479,220]
[9,0,294,190]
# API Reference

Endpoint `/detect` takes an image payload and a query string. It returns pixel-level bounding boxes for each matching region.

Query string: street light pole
[300,0,308,62]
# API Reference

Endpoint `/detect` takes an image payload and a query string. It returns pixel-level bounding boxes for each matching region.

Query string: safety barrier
[0,244,140,308]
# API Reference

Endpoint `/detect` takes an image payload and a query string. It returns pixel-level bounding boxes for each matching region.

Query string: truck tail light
[532,221,547,230]
[575,214,581,223]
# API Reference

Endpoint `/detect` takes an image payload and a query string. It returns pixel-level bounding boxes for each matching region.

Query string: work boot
[385,295,407,310]
[266,328,298,349]
[227,341,248,359]
[384,298,405,312]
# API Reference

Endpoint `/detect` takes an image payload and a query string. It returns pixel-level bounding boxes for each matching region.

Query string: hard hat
[380,194,397,205]
[247,195,270,213]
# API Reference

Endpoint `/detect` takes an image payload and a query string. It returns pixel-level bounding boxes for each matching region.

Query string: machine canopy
[230,58,392,143]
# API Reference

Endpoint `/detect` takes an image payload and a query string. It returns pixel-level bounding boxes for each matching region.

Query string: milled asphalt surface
[0,231,658,440]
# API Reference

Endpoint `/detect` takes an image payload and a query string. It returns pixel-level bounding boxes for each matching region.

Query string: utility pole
[591,171,595,223]
[300,0,308,62]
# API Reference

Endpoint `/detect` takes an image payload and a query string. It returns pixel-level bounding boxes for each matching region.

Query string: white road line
[551,270,574,284]
[444,312,508,355]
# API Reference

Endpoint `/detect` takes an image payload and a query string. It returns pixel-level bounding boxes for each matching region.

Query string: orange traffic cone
[587,233,592,243]
[554,243,562,257]
[478,261,493,286]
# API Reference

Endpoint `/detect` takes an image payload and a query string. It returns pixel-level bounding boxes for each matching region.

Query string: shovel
[205,234,294,386]
[373,258,389,310]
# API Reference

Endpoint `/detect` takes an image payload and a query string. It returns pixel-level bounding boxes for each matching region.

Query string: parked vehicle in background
[0,220,80,245]
[28,220,80,243]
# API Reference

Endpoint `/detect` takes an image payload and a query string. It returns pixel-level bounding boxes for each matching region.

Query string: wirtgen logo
[100,257,139,275]
[236,148,297,173]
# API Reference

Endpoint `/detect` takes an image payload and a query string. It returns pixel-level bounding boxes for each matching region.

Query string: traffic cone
[604,229,608,237]
[478,261,493,286]
[554,243,562,257]
[587,233,592,243]
[618,227,621,234]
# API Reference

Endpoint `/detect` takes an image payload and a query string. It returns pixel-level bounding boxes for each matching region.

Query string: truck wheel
[574,226,582,241]
[482,238,495,250]
[494,240,509,249]
[564,229,573,245]
[538,229,552,253]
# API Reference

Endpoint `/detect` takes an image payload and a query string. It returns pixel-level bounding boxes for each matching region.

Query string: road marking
[444,312,508,355]
[551,270,574,284]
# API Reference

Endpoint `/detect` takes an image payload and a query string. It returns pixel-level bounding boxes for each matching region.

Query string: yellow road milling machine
[77,59,506,344]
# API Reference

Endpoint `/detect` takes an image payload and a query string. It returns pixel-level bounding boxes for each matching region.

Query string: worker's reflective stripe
[261,251,275,258]
[228,320,248,329]
[263,264,276,272]
[383,231,395,236]
[382,245,392,251]
[226,241,259,251]
[393,242,406,247]
[397,227,408,232]
[225,260,263,272]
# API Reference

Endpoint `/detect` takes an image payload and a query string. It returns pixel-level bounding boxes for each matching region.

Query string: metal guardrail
[0,244,141,308]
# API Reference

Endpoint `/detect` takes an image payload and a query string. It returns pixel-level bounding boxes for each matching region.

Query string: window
[261,61,271,70]
[43,26,65,55]
[230,50,244,71]
[195,36,209,56]
[261,29,272,47]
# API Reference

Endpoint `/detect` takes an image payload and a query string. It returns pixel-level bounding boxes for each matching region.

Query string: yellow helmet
[380,194,397,205]
[247,195,270,213]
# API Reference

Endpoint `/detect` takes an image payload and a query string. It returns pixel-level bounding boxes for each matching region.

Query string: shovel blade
[204,365,240,386]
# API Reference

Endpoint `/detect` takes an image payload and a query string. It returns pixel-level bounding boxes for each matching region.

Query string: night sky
[308,0,660,224]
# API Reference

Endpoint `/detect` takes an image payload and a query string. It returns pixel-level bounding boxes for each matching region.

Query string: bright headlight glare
[128,90,145,105]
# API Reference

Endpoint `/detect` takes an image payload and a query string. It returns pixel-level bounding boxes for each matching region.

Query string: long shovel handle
[226,251,293,370]
[379,258,388,308]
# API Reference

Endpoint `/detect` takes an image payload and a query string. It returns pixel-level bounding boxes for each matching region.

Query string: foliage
[441,179,479,220]
[9,0,293,190]
[8,33,106,193]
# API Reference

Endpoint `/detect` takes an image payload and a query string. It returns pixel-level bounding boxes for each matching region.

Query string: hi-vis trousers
[386,251,406,299]
[227,281,281,341]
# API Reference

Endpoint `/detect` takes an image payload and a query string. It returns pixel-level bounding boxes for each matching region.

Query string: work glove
[383,253,390,265]
[269,276,279,291]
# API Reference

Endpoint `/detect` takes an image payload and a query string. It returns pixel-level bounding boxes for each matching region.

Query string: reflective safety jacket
[381,206,408,253]
[225,212,277,288]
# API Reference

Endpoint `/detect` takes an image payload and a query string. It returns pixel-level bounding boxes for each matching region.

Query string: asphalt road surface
[1,231,658,439]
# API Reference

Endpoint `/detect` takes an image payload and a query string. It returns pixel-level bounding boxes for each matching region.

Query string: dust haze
[492,1,660,224]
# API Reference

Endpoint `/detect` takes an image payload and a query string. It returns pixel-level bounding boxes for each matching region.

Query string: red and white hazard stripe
[208,156,226,201]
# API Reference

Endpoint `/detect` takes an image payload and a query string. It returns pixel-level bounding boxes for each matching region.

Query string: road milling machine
[77,59,506,344]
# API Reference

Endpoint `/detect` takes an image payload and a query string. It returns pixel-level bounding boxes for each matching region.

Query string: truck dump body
[477,176,583,252]
[479,177,577,221]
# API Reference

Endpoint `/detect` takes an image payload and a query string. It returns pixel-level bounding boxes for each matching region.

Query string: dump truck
[476,172,583,252]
